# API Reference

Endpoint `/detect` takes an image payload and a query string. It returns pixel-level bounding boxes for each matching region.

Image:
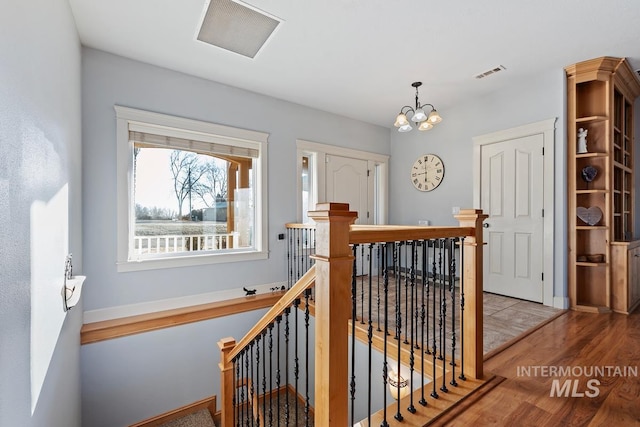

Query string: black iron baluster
[367,243,374,426]
[262,331,267,427]
[304,228,309,276]
[293,299,300,426]
[268,324,273,427]
[425,240,431,356]
[419,239,427,406]
[438,239,445,362]
[459,237,466,381]
[394,242,404,421]
[239,350,246,425]
[394,242,400,341]
[440,239,449,394]
[351,244,358,427]
[245,348,251,426]
[304,289,311,427]
[381,243,390,427]
[431,239,439,400]
[449,238,459,388]
[404,241,409,345]
[414,242,420,351]
[297,229,302,282]
[255,335,261,427]
[276,316,282,425]
[250,343,255,427]
[408,240,416,414]
[377,244,382,332]
[287,229,292,288]
[234,358,238,426]
[361,244,366,324]
[284,307,290,426]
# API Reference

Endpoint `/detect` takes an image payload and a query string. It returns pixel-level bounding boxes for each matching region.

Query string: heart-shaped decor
[577,206,603,226]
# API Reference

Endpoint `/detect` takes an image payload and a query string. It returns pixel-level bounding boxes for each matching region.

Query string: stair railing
[219,203,486,426]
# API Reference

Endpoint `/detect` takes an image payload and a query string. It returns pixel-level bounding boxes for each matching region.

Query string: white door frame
[296,139,389,224]
[473,118,556,307]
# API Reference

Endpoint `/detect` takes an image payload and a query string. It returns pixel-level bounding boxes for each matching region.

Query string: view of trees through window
[133,146,252,256]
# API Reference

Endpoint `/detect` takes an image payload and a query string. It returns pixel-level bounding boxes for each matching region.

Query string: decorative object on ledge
[243,286,257,296]
[388,370,409,400]
[577,127,588,153]
[581,165,598,188]
[393,82,442,132]
[63,254,86,311]
[576,206,603,226]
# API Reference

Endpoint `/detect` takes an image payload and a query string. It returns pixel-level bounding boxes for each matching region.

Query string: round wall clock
[411,154,445,192]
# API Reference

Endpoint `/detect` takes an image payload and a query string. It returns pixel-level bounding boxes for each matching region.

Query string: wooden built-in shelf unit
[566,56,640,313]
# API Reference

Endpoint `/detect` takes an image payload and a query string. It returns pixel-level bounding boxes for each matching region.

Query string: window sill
[116,250,268,272]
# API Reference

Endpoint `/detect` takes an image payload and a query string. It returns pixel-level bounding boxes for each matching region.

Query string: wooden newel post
[218,337,236,427]
[454,209,488,380]
[308,202,357,426]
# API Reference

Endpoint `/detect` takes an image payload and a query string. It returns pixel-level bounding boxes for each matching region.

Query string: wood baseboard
[128,395,216,427]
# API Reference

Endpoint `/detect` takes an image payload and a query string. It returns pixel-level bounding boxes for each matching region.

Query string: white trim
[295,139,389,224]
[115,105,269,272]
[553,296,570,310]
[473,118,556,307]
[83,281,285,323]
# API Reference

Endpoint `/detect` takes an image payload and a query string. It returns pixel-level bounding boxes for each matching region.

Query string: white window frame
[115,106,269,272]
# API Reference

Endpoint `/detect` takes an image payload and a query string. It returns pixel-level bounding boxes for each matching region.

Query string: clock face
[411,154,445,192]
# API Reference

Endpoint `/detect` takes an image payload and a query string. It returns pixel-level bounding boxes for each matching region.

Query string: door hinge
[542,147,545,155]
[367,211,370,218]
[367,169,370,177]
[541,272,544,281]
[542,209,544,217]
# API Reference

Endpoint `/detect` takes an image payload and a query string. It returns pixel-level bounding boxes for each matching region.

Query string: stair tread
[158,409,215,427]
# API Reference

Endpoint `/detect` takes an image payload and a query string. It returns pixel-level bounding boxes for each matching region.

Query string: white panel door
[326,155,369,225]
[481,134,544,302]
[326,154,369,275]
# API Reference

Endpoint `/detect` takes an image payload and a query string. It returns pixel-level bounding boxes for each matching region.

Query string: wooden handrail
[349,225,474,244]
[227,265,316,361]
[286,222,474,244]
[285,222,316,229]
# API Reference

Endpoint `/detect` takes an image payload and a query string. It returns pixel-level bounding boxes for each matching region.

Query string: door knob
[483,223,490,228]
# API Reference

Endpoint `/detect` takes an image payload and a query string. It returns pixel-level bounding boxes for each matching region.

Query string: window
[115,106,269,271]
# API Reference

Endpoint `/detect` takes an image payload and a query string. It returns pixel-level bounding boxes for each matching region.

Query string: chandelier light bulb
[412,108,427,123]
[418,121,434,131]
[394,113,409,128]
[427,109,442,124]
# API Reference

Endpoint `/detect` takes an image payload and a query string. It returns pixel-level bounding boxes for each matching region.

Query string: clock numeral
[436,162,441,166]
[429,157,434,162]
[435,176,441,181]
[412,173,417,177]
[418,183,422,189]
[436,169,442,173]
[413,178,419,184]
[413,166,418,170]
[418,159,423,164]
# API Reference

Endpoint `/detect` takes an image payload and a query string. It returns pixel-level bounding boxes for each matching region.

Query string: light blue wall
[0,1,83,426]
[81,48,390,311]
[81,309,267,427]
[389,69,567,301]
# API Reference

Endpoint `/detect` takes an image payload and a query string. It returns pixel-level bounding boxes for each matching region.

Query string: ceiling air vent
[474,65,507,80]
[197,0,281,59]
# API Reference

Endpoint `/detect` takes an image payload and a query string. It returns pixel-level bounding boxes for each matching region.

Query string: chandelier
[393,81,442,132]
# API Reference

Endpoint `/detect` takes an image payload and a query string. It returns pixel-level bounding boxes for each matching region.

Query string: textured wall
[0,0,82,426]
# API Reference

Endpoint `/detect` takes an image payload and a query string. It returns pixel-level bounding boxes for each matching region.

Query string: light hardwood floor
[437,308,640,426]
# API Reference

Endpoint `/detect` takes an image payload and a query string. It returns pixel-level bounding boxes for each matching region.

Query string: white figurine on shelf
[577,128,588,153]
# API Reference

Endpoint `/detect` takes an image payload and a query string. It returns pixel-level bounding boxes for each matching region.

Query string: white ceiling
[68,0,640,128]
